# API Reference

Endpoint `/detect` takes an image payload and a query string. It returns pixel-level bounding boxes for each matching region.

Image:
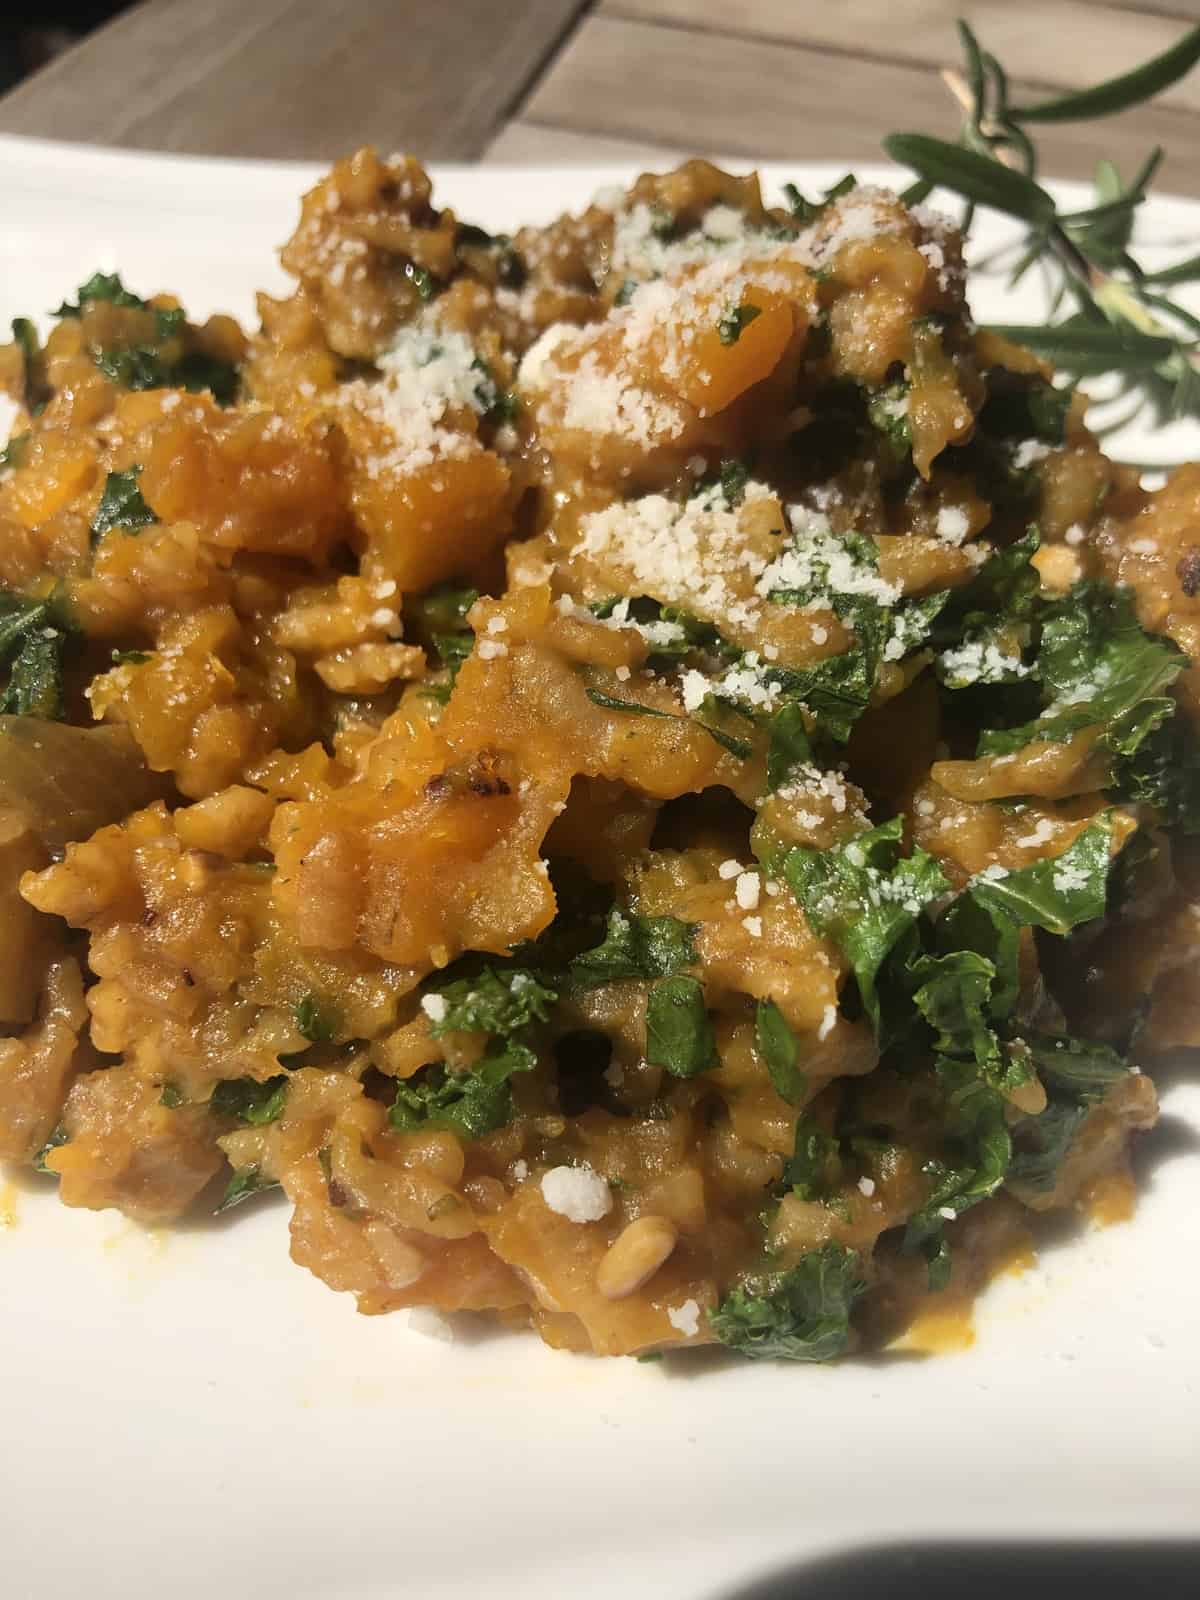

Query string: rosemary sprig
[883,20,1200,435]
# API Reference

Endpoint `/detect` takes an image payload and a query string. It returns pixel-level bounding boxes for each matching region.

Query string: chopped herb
[111,648,151,666]
[755,999,806,1104]
[970,817,1113,936]
[405,262,437,301]
[710,1244,865,1362]
[781,1116,841,1198]
[614,278,638,307]
[427,966,557,1038]
[54,271,148,317]
[0,627,66,719]
[766,701,813,792]
[389,1050,532,1140]
[412,582,479,704]
[32,1124,69,1172]
[159,1083,185,1109]
[585,687,675,718]
[719,457,750,506]
[294,994,342,1043]
[210,1075,288,1125]
[91,465,159,541]
[645,975,718,1077]
[215,1165,281,1214]
[977,584,1186,758]
[566,907,698,990]
[717,302,762,345]
[785,818,948,1034]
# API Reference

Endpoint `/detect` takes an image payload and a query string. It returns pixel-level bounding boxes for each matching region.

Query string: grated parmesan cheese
[540,1164,613,1223]
[667,1299,701,1337]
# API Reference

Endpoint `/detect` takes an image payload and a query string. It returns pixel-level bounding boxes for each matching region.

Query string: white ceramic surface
[1,138,1198,1600]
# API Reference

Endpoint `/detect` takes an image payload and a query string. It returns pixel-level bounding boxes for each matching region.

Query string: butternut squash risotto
[1,152,1194,1360]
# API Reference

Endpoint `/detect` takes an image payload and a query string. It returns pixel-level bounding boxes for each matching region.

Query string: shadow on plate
[719,1542,1200,1600]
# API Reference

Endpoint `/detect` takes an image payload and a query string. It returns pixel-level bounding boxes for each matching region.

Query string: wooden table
[3,0,1200,196]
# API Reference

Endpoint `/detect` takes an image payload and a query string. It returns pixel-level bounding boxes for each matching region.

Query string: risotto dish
[2,152,1196,1361]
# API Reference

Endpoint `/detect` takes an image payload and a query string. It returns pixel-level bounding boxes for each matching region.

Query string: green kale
[294,994,342,1043]
[717,302,762,345]
[719,457,751,507]
[978,368,1073,445]
[765,700,813,791]
[1005,1102,1088,1193]
[866,382,912,460]
[782,173,857,224]
[781,1116,841,1198]
[1108,709,1200,830]
[709,1243,865,1362]
[172,350,239,406]
[1023,1031,1130,1102]
[427,966,557,1037]
[903,1056,1012,1261]
[389,1048,532,1140]
[470,357,519,424]
[969,817,1113,936]
[411,581,479,702]
[91,465,159,541]
[565,908,699,990]
[54,271,148,316]
[11,318,48,413]
[215,1165,281,1214]
[1007,1032,1133,1194]
[784,818,948,1033]
[585,687,676,719]
[32,1123,69,1172]
[0,626,66,718]
[755,998,807,1103]
[763,529,943,741]
[977,583,1185,757]
[159,1082,185,1109]
[645,975,718,1076]
[210,1075,288,1125]
[404,262,437,301]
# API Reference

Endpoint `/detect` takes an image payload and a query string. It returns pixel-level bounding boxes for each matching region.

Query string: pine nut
[595,1214,678,1300]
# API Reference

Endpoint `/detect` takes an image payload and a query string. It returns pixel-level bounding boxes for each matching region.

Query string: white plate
[1,137,1198,1600]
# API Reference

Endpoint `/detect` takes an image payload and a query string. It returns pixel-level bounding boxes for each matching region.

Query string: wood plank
[485,121,687,165]
[524,15,1200,196]
[599,0,1200,114]
[0,0,590,161]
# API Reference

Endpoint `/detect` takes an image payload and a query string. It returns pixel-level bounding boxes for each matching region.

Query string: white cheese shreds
[667,1299,701,1338]
[1052,859,1091,893]
[938,1206,958,1221]
[341,322,490,479]
[1015,817,1055,849]
[818,1004,837,1041]
[718,858,743,880]
[486,616,508,635]
[742,916,763,938]
[735,872,760,911]
[939,638,1030,685]
[420,994,448,1024]
[858,1177,876,1198]
[1012,439,1052,470]
[1064,524,1087,547]
[540,1164,613,1223]
[934,505,971,546]
[511,1159,529,1183]
[476,639,508,660]
[977,864,1010,882]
